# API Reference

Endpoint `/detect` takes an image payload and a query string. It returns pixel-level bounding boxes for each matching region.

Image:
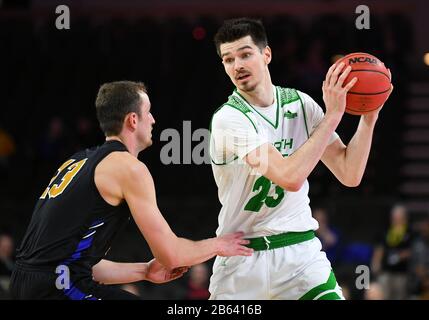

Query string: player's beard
[238,80,257,93]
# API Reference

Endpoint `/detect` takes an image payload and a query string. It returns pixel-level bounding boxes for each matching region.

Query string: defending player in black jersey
[10,81,253,300]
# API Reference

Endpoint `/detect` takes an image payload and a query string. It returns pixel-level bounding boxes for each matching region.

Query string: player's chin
[143,137,153,148]
[239,82,256,92]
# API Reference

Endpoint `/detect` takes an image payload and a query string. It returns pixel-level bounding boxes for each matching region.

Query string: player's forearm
[283,115,340,188]
[168,237,219,268]
[341,113,378,185]
[92,259,148,285]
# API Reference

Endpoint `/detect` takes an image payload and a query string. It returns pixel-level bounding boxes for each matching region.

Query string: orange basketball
[336,52,391,115]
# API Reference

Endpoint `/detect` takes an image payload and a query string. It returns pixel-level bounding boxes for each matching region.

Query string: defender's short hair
[95,81,147,136]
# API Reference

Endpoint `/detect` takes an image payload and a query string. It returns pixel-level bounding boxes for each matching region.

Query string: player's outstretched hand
[145,258,189,284]
[216,231,253,257]
[322,62,358,119]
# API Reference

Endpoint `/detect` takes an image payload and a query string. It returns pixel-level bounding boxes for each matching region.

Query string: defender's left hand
[145,259,189,284]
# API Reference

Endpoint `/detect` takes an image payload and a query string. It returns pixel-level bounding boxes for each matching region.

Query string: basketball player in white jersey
[209,18,392,300]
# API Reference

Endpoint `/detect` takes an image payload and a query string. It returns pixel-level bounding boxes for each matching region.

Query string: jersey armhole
[92,150,129,209]
[296,92,310,139]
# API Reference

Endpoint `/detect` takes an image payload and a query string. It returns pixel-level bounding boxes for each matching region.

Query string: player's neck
[106,135,139,157]
[237,75,274,107]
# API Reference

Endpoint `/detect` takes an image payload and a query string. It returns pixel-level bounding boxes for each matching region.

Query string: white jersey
[210,85,338,238]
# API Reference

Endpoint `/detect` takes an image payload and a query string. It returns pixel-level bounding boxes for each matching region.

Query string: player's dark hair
[95,81,147,136]
[214,18,268,57]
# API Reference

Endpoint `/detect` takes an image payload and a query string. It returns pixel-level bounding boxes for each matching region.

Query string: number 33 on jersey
[40,158,88,199]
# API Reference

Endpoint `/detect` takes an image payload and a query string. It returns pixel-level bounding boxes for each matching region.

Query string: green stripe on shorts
[299,270,338,300]
[317,292,342,300]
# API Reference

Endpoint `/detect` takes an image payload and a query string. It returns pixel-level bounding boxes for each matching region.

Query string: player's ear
[131,113,138,127]
[264,46,272,65]
[125,113,138,130]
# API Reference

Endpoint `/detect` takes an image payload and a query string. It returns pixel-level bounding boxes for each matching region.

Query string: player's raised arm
[244,62,357,191]
[321,69,393,187]
[117,153,252,269]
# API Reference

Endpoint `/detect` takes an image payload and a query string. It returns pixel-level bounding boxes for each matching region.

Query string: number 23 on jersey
[244,176,285,212]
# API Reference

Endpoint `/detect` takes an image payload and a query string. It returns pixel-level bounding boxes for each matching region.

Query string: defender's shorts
[10,262,140,300]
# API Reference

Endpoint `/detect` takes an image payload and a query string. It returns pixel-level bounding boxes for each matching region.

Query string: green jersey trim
[209,103,258,134]
[234,87,280,129]
[278,87,300,105]
[297,92,310,138]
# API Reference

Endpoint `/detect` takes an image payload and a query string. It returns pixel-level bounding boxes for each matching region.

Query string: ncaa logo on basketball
[348,57,379,65]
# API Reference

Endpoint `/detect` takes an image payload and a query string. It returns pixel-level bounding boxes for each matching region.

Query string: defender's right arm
[118,154,252,269]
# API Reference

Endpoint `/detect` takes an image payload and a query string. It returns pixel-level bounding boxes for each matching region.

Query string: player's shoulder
[211,106,260,135]
[214,98,251,117]
[275,86,300,105]
[100,151,150,178]
[275,85,313,105]
[278,86,321,109]
[212,103,248,121]
[210,94,255,129]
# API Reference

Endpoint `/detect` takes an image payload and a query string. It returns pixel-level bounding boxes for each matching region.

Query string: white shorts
[209,237,344,300]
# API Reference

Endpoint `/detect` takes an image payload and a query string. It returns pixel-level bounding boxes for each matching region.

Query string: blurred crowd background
[1,0,429,300]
